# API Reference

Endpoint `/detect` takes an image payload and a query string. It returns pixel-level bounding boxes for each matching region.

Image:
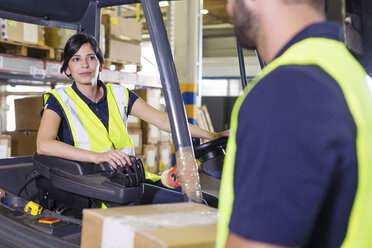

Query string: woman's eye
[89,56,97,60]
[72,57,79,62]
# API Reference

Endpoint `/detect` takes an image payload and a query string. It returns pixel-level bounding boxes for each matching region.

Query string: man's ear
[99,66,103,72]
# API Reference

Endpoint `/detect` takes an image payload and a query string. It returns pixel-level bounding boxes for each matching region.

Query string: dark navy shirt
[42,81,139,146]
[229,22,358,248]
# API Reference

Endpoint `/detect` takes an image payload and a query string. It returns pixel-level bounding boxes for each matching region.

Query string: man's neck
[257,4,325,63]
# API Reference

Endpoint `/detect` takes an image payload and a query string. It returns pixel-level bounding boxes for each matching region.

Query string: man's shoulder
[241,63,352,127]
[264,64,335,85]
[253,64,341,99]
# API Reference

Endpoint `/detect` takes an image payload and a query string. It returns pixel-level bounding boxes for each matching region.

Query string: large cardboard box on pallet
[3,131,37,157]
[0,135,11,158]
[102,14,142,42]
[1,20,38,44]
[102,14,142,64]
[128,128,143,155]
[14,96,43,131]
[81,202,218,248]
[106,39,141,64]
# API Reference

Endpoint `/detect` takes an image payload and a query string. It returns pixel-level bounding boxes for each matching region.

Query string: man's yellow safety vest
[217,38,372,247]
[43,83,134,154]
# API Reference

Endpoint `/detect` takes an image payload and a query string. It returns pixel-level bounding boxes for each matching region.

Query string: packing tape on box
[101,210,217,248]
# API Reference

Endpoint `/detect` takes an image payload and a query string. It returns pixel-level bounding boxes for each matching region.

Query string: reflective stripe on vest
[217,38,372,247]
[44,83,134,155]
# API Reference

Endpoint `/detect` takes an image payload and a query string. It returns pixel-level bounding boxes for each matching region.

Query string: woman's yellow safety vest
[217,38,372,247]
[43,83,135,155]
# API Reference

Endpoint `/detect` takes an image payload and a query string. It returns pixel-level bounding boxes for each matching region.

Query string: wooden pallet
[0,40,55,60]
[55,48,64,61]
[103,58,142,71]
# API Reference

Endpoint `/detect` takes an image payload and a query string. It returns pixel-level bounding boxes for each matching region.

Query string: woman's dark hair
[60,33,104,79]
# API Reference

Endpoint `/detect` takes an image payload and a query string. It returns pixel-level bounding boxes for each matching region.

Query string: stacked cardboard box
[101,14,142,64]
[3,131,38,157]
[128,127,142,156]
[1,19,39,44]
[127,113,142,158]
[157,102,173,173]
[129,88,175,173]
[4,96,43,156]
[133,88,161,145]
[44,25,105,55]
[132,89,161,173]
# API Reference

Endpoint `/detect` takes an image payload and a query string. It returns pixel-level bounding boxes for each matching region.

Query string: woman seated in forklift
[36,33,228,202]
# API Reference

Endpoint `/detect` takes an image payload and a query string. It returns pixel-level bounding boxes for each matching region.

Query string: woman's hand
[212,130,230,140]
[93,150,132,169]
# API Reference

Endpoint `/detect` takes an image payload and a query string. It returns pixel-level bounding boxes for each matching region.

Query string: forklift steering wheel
[194,136,228,179]
[194,136,228,159]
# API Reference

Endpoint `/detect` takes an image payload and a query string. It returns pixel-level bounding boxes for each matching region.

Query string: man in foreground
[217,0,372,247]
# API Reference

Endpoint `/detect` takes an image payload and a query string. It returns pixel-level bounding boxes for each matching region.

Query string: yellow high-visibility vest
[44,83,134,154]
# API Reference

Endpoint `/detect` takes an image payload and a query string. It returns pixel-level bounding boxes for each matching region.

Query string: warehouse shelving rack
[0,53,161,87]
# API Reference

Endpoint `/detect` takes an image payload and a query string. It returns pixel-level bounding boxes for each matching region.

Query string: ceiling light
[201,9,209,15]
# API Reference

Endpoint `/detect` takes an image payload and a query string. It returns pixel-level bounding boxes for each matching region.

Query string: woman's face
[66,43,101,85]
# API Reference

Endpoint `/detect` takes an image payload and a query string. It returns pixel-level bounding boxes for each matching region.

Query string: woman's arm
[37,109,132,167]
[130,98,229,140]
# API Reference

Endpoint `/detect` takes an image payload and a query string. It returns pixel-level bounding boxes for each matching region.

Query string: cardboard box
[101,7,117,16]
[143,144,158,173]
[81,202,217,248]
[133,89,161,110]
[160,130,171,143]
[2,20,23,43]
[2,20,39,44]
[44,27,76,49]
[3,131,37,156]
[102,14,142,64]
[127,115,141,129]
[0,135,11,158]
[128,128,143,155]
[158,142,172,172]
[142,122,160,145]
[106,39,141,63]
[102,14,142,42]
[14,96,43,131]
